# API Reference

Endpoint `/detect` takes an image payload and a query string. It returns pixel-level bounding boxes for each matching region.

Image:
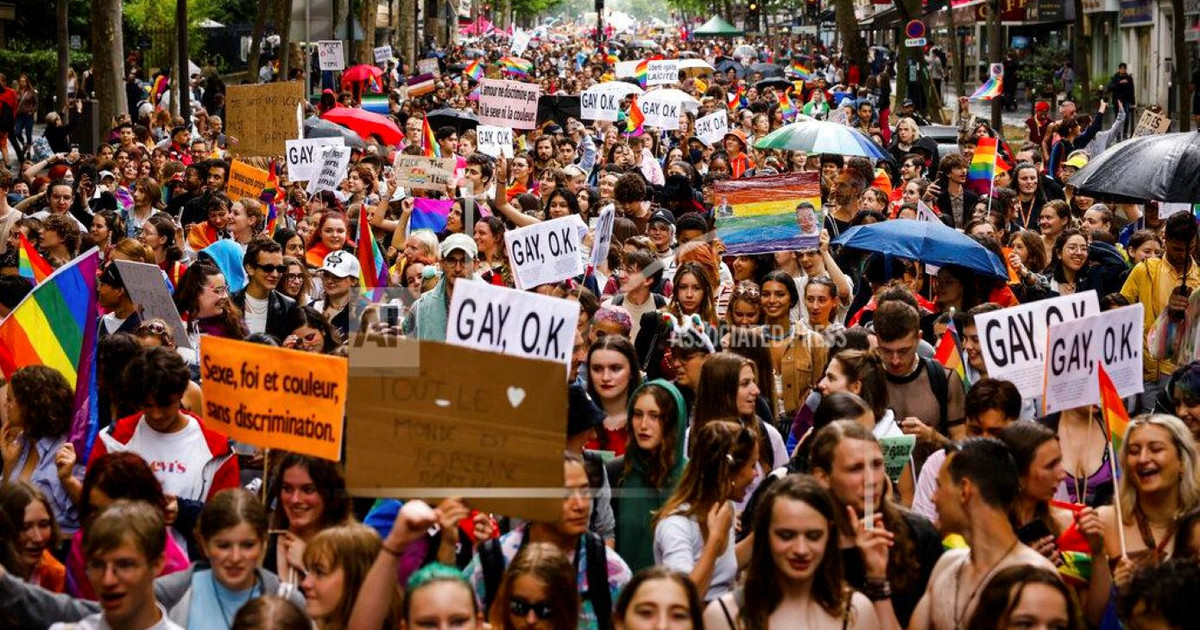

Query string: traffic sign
[905,20,926,39]
[905,37,927,47]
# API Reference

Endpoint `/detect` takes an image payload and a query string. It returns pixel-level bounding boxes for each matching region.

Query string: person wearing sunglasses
[402,234,478,341]
[231,237,296,341]
[489,543,579,630]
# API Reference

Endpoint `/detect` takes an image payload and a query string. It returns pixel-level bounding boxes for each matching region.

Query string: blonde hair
[1118,414,1200,521]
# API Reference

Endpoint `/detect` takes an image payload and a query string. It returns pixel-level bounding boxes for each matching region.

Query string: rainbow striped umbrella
[752,118,891,161]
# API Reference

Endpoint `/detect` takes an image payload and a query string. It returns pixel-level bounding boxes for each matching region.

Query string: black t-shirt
[840,508,943,627]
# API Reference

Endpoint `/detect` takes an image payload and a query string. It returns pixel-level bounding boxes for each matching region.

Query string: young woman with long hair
[141,214,187,287]
[305,211,350,268]
[0,482,65,592]
[474,216,513,287]
[635,263,719,381]
[90,209,125,263]
[267,453,353,590]
[489,543,581,630]
[694,352,789,476]
[302,524,397,630]
[585,335,643,455]
[174,259,247,344]
[965,565,1084,630]
[614,567,705,630]
[759,270,829,425]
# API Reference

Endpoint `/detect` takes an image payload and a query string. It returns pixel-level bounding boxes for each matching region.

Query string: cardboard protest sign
[476,125,514,158]
[392,154,457,191]
[307,146,352,195]
[285,137,346,181]
[226,160,270,202]
[590,206,616,271]
[318,40,345,71]
[201,336,347,461]
[374,45,393,65]
[975,291,1102,400]
[504,215,586,290]
[446,280,581,369]
[879,435,916,484]
[580,87,623,122]
[477,79,541,130]
[714,172,824,255]
[1043,304,1144,414]
[226,81,306,157]
[113,260,190,349]
[639,96,682,130]
[417,57,440,76]
[1133,109,1171,136]
[694,110,728,146]
[645,59,681,86]
[345,340,566,522]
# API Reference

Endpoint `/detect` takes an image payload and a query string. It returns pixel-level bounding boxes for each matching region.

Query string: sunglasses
[509,598,553,620]
[733,284,760,300]
[136,320,171,338]
[254,264,288,274]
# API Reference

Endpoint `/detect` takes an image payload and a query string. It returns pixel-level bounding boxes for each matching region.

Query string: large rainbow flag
[787,61,813,80]
[0,249,100,456]
[968,74,1002,100]
[500,57,532,78]
[713,172,823,255]
[356,205,388,289]
[18,233,52,284]
[464,59,484,81]
[967,137,1000,195]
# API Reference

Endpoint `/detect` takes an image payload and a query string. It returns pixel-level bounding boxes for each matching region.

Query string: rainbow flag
[968,75,1002,100]
[713,173,824,255]
[778,91,798,121]
[421,117,440,158]
[500,57,532,78]
[367,73,383,94]
[0,249,100,457]
[967,137,999,195]
[410,197,455,232]
[727,85,745,109]
[635,59,650,87]
[787,61,813,80]
[151,75,169,108]
[18,233,53,284]
[464,58,484,81]
[1099,364,1130,454]
[624,96,645,137]
[356,205,387,288]
[606,53,619,66]
[934,316,971,390]
[259,161,285,236]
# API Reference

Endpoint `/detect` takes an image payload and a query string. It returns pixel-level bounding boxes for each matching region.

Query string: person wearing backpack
[0,74,18,166]
[462,452,632,630]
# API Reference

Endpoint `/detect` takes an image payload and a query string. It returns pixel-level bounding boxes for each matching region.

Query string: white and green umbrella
[753,118,892,161]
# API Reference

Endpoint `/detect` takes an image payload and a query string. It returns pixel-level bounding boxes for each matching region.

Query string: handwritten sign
[226,81,307,156]
[226,160,270,202]
[285,137,346,182]
[879,435,916,484]
[590,206,615,271]
[307,146,352,195]
[1043,304,1144,414]
[392,154,457,191]
[1133,109,1172,136]
[976,291,1102,400]
[504,215,585,290]
[374,45,393,65]
[201,336,347,461]
[417,57,440,76]
[318,40,345,71]
[345,340,566,522]
[645,59,681,86]
[476,125,514,158]
[477,78,541,130]
[581,87,623,122]
[447,280,581,368]
[694,110,728,146]
[113,261,190,350]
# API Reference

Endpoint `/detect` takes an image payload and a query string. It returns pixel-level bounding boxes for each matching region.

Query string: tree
[247,0,269,82]
[57,0,69,116]
[357,0,377,65]
[1072,0,1092,113]
[92,0,127,127]
[1173,0,1191,131]
[833,0,867,85]
[397,0,417,67]
[277,0,293,81]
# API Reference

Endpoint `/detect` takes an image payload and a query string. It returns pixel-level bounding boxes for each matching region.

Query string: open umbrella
[749,62,782,77]
[714,57,745,78]
[678,59,714,76]
[755,77,794,91]
[754,119,891,161]
[302,117,366,148]
[341,65,384,83]
[833,220,1009,279]
[1069,131,1200,203]
[321,108,403,145]
[537,94,582,127]
[733,44,757,59]
[587,81,644,98]
[425,107,479,134]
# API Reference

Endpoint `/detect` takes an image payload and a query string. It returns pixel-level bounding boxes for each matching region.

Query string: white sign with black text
[318,40,345,71]
[590,206,616,271]
[645,60,681,86]
[306,145,352,195]
[476,125,514,158]
[374,45,393,65]
[639,97,682,131]
[477,79,541,130]
[1043,304,1144,414]
[581,88,623,122]
[504,215,586,290]
[286,137,346,182]
[446,280,581,370]
[694,110,728,146]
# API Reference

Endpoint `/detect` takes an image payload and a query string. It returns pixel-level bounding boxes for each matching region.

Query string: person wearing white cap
[310,249,360,338]
[402,233,477,341]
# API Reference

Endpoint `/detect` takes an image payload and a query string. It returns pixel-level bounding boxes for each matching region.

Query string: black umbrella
[714,57,745,78]
[755,77,793,91]
[749,62,783,77]
[1069,131,1200,203]
[537,94,581,128]
[425,107,479,134]
[302,117,366,148]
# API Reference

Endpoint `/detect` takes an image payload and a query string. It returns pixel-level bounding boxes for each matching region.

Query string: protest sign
[615,60,640,79]
[639,97,682,130]
[645,59,681,86]
[113,261,190,350]
[392,154,457,191]
[417,57,440,76]
[307,146,352,195]
[201,336,347,461]
[225,81,306,156]
[1157,202,1197,219]
[477,79,541,130]
[476,125,514,158]
[580,87,623,122]
[318,40,345,71]
[446,280,581,370]
[714,172,824,255]
[1043,304,1144,414]
[373,45,393,65]
[345,340,566,522]
[285,137,346,181]
[590,206,616,271]
[511,29,532,57]
[975,291,1102,400]
[694,110,728,146]
[1133,109,1172,136]
[879,435,916,484]
[226,160,270,202]
[503,215,586,290]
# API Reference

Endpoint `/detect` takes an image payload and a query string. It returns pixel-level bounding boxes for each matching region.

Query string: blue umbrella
[832,220,1009,279]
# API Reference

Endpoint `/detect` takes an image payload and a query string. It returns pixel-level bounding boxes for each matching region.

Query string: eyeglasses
[253,263,288,274]
[85,557,146,578]
[206,284,229,296]
[285,273,304,282]
[443,256,471,268]
[509,598,554,620]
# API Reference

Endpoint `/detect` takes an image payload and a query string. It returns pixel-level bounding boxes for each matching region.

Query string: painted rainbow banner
[714,172,823,255]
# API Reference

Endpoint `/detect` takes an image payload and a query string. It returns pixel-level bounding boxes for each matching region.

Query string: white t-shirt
[100,312,128,336]
[123,416,211,501]
[654,507,738,602]
[243,293,269,335]
[617,293,658,342]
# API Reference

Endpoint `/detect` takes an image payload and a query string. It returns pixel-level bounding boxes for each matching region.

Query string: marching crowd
[0,17,1198,630]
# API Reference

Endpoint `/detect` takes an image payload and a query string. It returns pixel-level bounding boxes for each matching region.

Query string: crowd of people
[0,16,1197,630]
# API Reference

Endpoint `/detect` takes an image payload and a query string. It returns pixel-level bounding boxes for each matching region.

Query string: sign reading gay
[1043,304,1143,414]
[504,215,585,289]
[446,280,580,370]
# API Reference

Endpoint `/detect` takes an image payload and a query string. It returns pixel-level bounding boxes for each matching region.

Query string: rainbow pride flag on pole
[967,137,1000,195]
[778,91,798,121]
[787,61,813,80]
[422,117,440,158]
[968,74,1003,100]
[935,315,971,390]
[635,59,650,87]
[0,249,100,457]
[500,57,532,78]
[1099,364,1131,454]
[624,96,645,137]
[259,161,285,236]
[727,85,745,110]
[18,233,53,284]
[356,205,387,288]
[464,59,484,81]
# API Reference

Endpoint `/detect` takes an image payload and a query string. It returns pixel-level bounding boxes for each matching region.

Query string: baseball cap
[1063,153,1089,170]
[320,250,361,279]
[439,233,478,259]
[98,170,116,181]
[648,208,676,227]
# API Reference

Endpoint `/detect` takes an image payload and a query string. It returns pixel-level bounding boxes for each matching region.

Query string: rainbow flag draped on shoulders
[934,315,971,390]
[1098,364,1130,455]
[356,205,388,289]
[18,233,53,284]
[968,74,1003,100]
[0,249,101,457]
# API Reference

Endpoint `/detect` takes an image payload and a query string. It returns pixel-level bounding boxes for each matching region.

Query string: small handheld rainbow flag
[606,53,620,66]
[17,233,52,284]
[625,96,645,137]
[968,74,1003,100]
[967,137,999,195]
[356,205,388,289]
[1098,364,1130,454]
[778,91,798,121]
[366,73,383,94]
[500,57,532,78]
[727,85,745,109]
[787,61,813,80]
[934,315,971,390]
[422,117,440,158]
[259,160,285,236]
[464,59,484,81]
[635,59,650,87]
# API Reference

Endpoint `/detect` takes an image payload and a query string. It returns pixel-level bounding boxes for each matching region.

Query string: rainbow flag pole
[1098,364,1130,558]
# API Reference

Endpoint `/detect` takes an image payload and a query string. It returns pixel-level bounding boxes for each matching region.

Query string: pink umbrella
[341,65,384,83]
[321,107,403,145]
